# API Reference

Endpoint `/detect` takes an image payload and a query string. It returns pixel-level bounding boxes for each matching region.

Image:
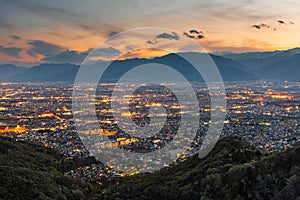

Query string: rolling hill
[0,137,99,199]
[1,136,299,200]
[96,137,300,200]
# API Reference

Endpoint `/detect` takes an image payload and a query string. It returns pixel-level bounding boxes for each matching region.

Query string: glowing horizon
[0,0,299,64]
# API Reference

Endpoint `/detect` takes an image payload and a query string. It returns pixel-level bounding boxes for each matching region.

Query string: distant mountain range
[0,64,26,80]
[6,63,79,82]
[1,47,299,82]
[221,47,300,60]
[220,47,300,81]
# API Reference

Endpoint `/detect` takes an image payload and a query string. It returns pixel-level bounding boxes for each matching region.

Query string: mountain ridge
[0,48,299,82]
[0,54,256,82]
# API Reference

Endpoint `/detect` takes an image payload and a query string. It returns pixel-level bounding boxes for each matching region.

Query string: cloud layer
[156,32,180,40]
[0,46,22,58]
[27,40,64,57]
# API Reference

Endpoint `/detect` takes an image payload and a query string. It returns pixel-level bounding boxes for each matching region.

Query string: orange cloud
[89,48,170,61]
[118,48,170,60]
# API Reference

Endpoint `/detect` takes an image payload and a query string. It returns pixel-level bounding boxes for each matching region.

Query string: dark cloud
[183,32,195,39]
[252,25,260,29]
[155,32,180,40]
[146,32,180,45]
[109,31,119,37]
[26,39,120,63]
[277,20,287,25]
[183,29,205,39]
[197,34,205,39]
[77,24,123,39]
[189,29,204,35]
[146,40,157,45]
[277,20,294,25]
[27,40,64,57]
[251,23,270,29]
[189,29,200,34]
[42,49,90,64]
[147,29,204,44]
[0,45,22,58]
[91,47,121,58]
[252,20,294,31]
[252,20,294,32]
[38,46,121,63]
[10,35,21,40]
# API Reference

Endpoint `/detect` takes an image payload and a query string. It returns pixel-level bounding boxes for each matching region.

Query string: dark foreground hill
[96,137,300,200]
[0,137,299,200]
[0,137,99,199]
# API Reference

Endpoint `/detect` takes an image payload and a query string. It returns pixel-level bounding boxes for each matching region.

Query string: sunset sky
[0,0,299,65]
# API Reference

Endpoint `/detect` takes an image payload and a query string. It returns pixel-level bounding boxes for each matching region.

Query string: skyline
[0,0,300,64]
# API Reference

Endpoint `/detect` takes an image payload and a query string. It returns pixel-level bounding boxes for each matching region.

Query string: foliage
[1,136,299,200]
[0,137,98,200]
[96,137,300,200]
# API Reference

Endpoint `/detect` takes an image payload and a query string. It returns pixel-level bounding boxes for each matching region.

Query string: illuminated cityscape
[0,80,299,183]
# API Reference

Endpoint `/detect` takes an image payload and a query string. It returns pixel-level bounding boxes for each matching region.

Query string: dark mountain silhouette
[221,48,300,74]
[208,54,257,80]
[0,54,256,82]
[156,53,256,81]
[222,47,300,60]
[1,48,300,82]
[257,54,300,81]
[0,64,26,80]
[96,53,256,82]
[1,136,299,200]
[0,136,99,199]
[8,63,79,82]
[95,137,300,200]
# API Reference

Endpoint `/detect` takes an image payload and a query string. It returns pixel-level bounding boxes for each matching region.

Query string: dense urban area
[0,80,299,183]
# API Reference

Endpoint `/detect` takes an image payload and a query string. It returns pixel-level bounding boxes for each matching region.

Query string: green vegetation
[0,137,98,200]
[96,137,300,200]
[0,136,299,200]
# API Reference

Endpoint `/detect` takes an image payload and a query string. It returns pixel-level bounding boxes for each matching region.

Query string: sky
[0,0,299,65]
